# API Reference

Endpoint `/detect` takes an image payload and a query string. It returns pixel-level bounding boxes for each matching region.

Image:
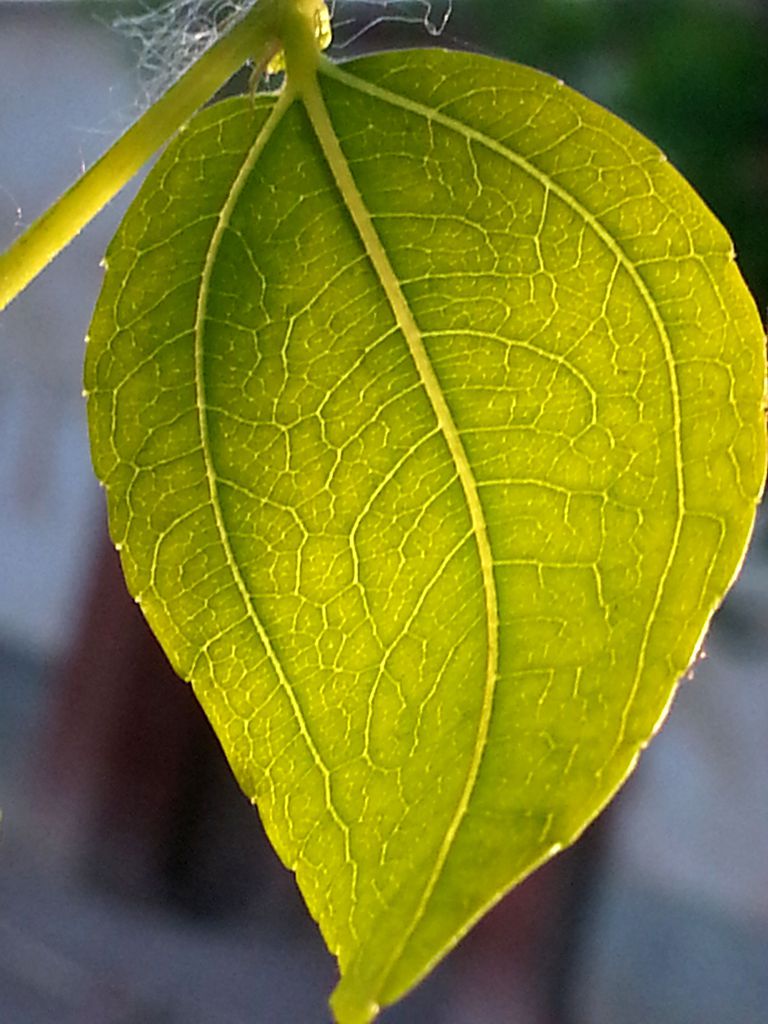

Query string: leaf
[84,48,766,1022]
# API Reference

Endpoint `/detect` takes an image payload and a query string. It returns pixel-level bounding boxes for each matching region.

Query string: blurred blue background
[0,1,766,1021]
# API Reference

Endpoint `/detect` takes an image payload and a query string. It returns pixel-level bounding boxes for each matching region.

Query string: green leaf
[84,48,766,1022]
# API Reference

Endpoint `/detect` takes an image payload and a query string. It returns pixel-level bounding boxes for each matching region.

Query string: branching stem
[0,2,283,312]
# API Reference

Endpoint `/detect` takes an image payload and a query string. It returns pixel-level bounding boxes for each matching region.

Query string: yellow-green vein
[192,87,355,935]
[300,68,501,994]
[321,58,687,760]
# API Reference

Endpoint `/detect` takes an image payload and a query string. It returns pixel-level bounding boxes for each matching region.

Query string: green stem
[0,3,279,312]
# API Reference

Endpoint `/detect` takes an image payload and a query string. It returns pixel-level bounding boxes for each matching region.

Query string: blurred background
[0,0,766,1021]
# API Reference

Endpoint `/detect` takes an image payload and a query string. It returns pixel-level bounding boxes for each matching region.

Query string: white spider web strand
[109,0,258,108]
[329,0,453,49]
[108,0,454,108]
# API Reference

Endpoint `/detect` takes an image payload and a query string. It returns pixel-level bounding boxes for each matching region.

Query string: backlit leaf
[84,49,766,1022]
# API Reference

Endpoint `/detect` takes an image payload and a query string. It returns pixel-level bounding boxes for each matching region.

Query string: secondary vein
[322,57,686,762]
[192,89,353,897]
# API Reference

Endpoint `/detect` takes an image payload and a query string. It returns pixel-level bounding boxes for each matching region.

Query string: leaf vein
[322,57,687,767]
[192,87,355,916]
[304,68,501,985]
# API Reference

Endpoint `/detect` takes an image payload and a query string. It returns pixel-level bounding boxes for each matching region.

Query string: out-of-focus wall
[0,3,138,657]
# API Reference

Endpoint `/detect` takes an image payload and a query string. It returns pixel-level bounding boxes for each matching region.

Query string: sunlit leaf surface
[85,49,766,1023]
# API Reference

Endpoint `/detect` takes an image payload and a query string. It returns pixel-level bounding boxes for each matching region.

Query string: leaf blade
[85,48,766,1023]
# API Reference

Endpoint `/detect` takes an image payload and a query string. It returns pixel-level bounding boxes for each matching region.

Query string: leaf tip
[330,983,380,1024]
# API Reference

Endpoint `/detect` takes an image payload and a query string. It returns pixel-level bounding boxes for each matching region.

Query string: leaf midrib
[302,68,501,993]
